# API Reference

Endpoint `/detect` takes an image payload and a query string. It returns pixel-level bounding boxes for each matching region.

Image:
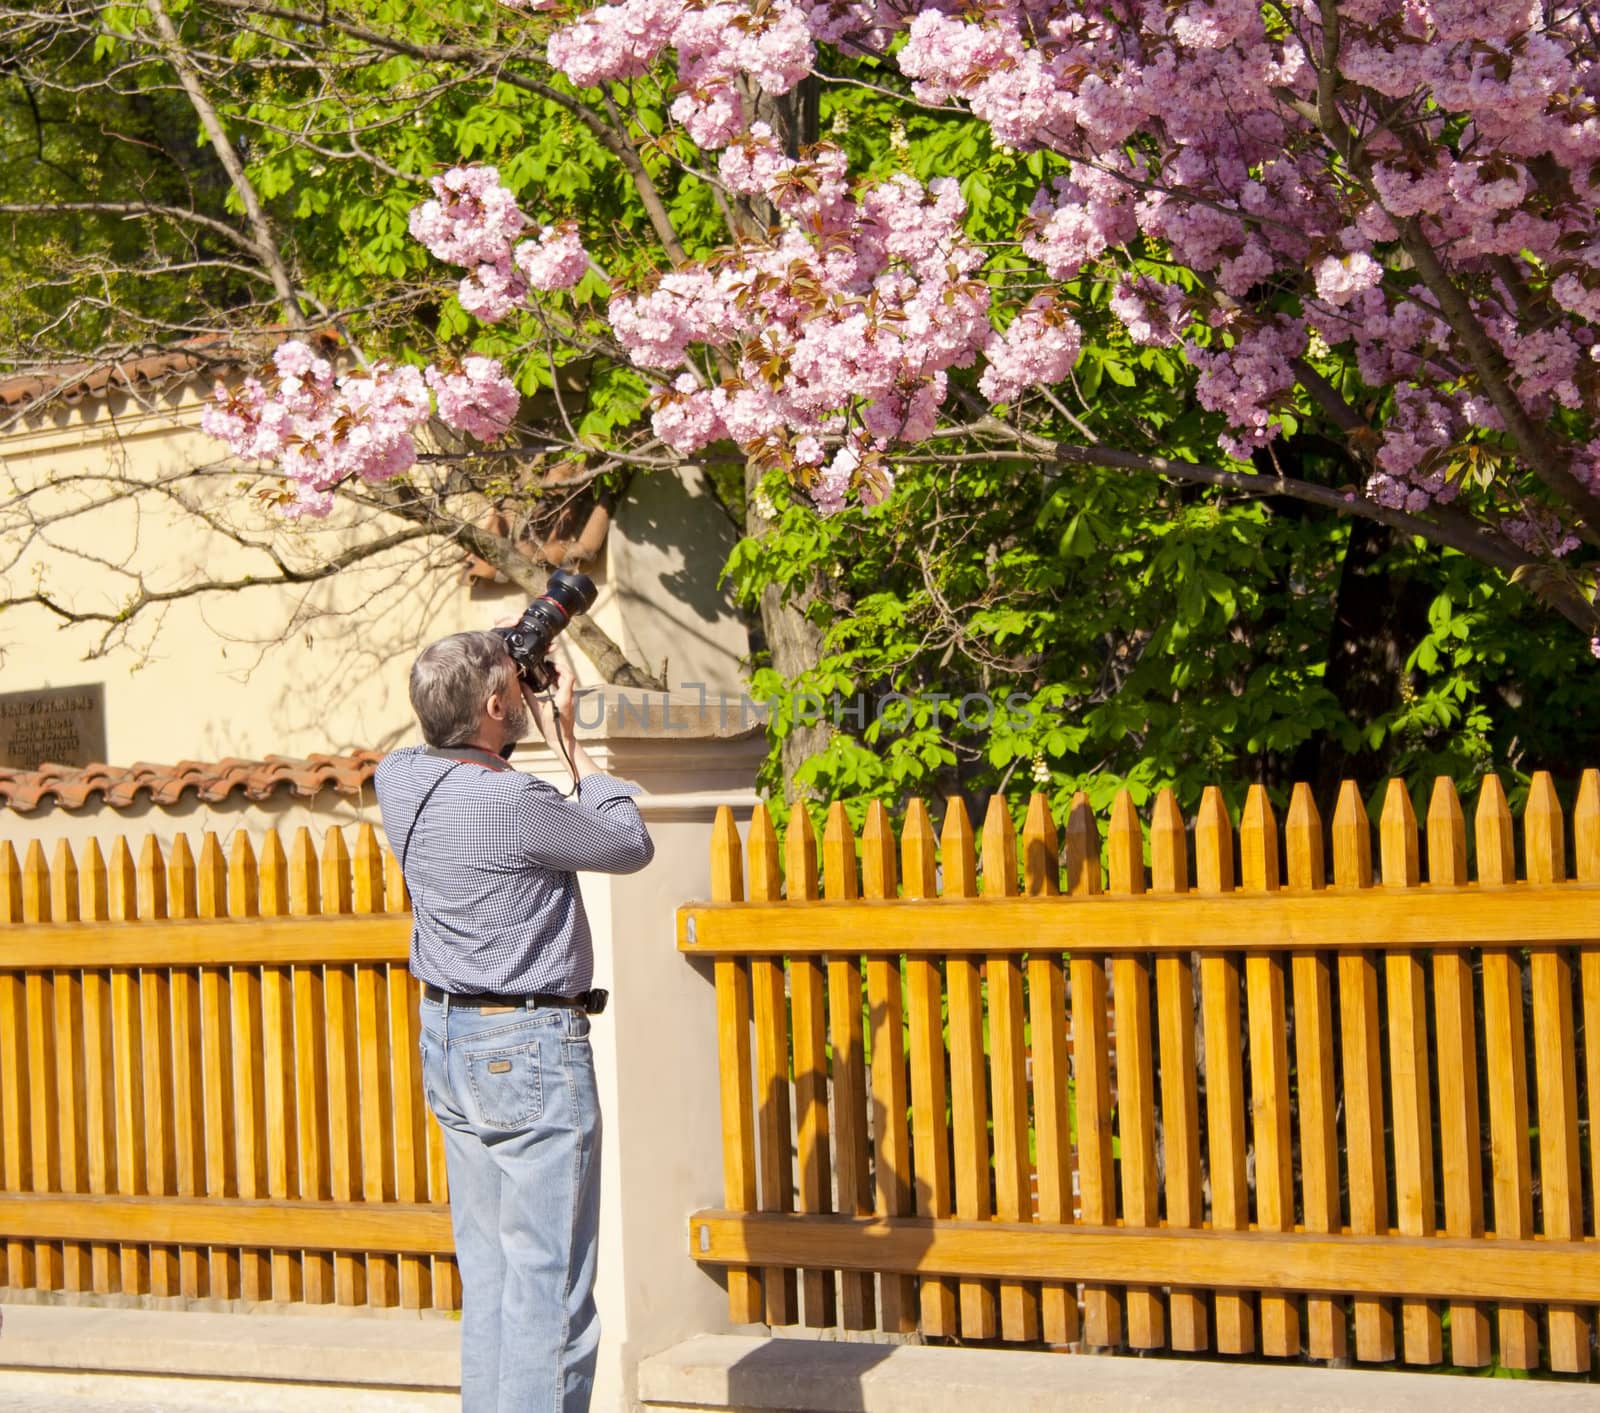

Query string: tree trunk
[1292,517,1429,799]
[744,460,829,801]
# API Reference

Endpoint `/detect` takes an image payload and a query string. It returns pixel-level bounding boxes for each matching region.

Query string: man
[374,630,653,1412]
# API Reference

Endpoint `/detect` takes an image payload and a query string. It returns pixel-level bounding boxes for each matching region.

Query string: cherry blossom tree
[197,0,1600,651]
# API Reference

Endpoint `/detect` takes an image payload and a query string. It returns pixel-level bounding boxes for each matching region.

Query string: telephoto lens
[497,570,599,689]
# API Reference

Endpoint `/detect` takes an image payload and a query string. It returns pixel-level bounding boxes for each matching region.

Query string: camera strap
[400,747,517,875]
[400,762,466,876]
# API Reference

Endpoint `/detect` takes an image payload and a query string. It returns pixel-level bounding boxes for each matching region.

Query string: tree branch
[143,0,305,328]
[375,488,666,689]
[963,414,1599,630]
[201,0,690,264]
[0,200,268,260]
[8,524,437,655]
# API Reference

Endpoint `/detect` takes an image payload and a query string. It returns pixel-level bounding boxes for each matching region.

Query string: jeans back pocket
[465,1042,544,1130]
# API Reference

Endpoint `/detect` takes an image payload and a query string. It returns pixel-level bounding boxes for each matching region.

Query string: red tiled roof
[0,752,383,813]
[0,349,213,411]
[0,332,342,415]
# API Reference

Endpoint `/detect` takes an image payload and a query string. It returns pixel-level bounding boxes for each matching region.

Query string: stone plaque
[0,684,108,771]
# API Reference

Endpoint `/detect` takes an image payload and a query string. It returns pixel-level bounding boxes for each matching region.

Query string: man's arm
[515,776,654,873]
[525,658,599,787]
[519,660,654,874]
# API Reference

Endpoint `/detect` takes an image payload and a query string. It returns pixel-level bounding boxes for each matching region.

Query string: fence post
[1022,793,1076,1347]
[1379,781,1440,1365]
[197,832,239,1301]
[786,806,836,1329]
[1108,790,1161,1350]
[228,832,268,1302]
[823,802,874,1332]
[1286,784,1344,1361]
[1241,786,1296,1358]
[1424,779,1487,1366]
[711,805,761,1325]
[1476,775,1538,1369]
[1525,774,1588,1371]
[167,835,207,1301]
[943,797,998,1340]
[982,797,1037,1343]
[328,826,368,1307]
[1150,789,1205,1352]
[864,801,915,1334]
[22,841,62,1293]
[51,840,90,1294]
[904,799,958,1337]
[1333,781,1394,1362]
[1196,787,1250,1355]
[747,804,797,1328]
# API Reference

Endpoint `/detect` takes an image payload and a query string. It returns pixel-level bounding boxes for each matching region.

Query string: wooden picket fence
[679,771,1600,1373]
[0,824,457,1309]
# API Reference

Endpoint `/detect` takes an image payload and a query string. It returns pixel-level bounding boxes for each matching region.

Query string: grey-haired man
[375,631,652,1411]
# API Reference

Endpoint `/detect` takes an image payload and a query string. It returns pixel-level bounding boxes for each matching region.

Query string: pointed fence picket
[683,771,1600,1376]
[0,825,457,1310]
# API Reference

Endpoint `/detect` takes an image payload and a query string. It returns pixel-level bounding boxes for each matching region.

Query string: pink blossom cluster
[548,0,812,149]
[1500,507,1581,558]
[408,166,592,321]
[609,132,991,507]
[202,342,521,517]
[201,341,432,517]
[1109,278,1187,348]
[1187,319,1307,461]
[408,166,525,267]
[882,0,1600,527]
[409,166,530,323]
[515,222,590,291]
[1368,387,1463,514]
[979,297,1083,405]
[426,357,522,442]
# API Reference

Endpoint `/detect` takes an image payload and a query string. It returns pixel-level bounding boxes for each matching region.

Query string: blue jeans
[419,995,602,1413]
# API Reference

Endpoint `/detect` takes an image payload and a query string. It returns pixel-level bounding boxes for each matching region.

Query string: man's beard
[502,681,531,744]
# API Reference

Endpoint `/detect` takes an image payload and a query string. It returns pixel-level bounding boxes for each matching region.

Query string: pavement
[0,1302,461,1410]
[639,1333,1600,1412]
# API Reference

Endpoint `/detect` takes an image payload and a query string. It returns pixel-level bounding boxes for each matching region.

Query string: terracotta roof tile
[0,751,383,814]
[0,331,343,416]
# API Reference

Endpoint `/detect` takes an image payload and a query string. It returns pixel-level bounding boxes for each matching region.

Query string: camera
[496,569,598,690]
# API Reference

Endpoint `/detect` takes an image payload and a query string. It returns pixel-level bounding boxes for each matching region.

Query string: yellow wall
[0,378,749,767]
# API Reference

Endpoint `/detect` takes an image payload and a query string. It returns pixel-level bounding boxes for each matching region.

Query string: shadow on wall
[618,470,736,629]
[194,560,526,760]
[611,468,753,691]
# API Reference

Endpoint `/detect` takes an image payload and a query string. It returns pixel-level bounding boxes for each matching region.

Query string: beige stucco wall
[0,378,750,769]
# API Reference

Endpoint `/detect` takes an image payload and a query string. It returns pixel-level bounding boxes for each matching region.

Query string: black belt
[423,982,608,1015]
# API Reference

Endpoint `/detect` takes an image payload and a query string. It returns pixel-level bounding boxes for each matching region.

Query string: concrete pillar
[517,689,766,1411]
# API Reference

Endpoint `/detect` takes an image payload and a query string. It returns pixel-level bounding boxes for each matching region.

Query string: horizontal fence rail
[679,772,1600,1374]
[0,823,459,1310]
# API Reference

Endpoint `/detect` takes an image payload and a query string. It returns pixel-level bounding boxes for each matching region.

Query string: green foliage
[8,0,1597,827]
[731,444,1599,834]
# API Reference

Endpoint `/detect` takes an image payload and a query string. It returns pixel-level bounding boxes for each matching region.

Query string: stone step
[0,1302,461,1411]
[639,1334,1598,1413]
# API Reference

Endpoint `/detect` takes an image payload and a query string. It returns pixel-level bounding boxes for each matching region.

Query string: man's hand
[524,657,578,747]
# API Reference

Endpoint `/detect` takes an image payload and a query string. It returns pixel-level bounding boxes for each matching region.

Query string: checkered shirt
[374,744,653,996]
